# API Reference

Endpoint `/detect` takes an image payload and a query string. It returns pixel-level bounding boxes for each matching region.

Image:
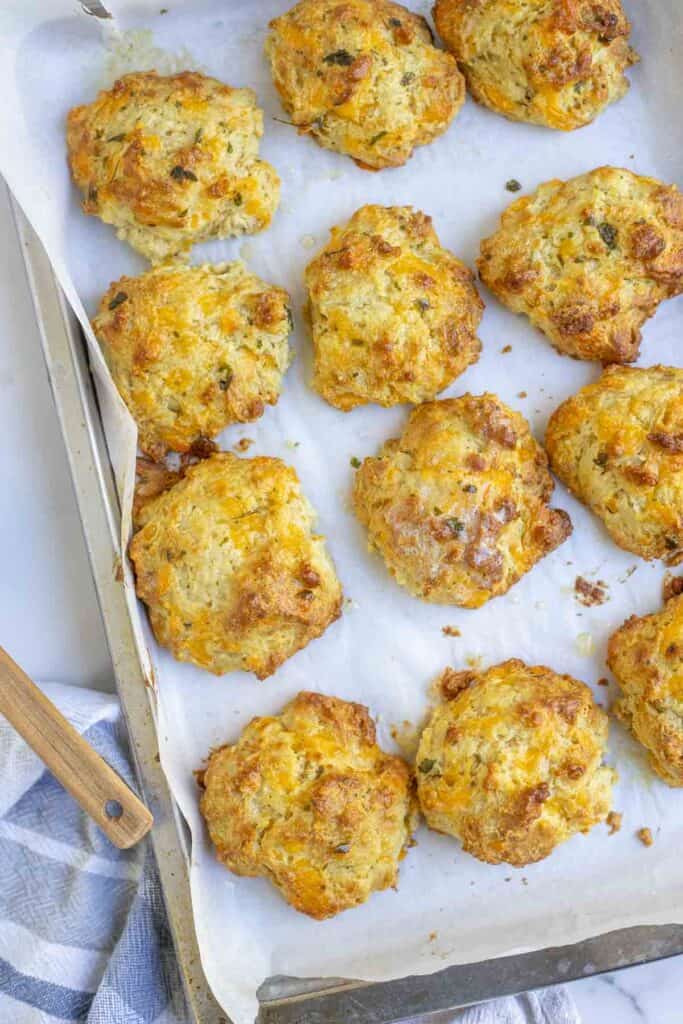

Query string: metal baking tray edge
[11,193,683,1024]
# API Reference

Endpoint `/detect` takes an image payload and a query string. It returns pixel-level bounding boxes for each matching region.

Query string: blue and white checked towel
[0,681,580,1024]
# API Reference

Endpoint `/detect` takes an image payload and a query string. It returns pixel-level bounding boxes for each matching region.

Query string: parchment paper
[1,3,683,1022]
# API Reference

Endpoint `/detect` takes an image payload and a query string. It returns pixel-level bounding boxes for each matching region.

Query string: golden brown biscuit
[199,691,418,918]
[67,71,280,262]
[265,0,465,170]
[129,454,342,678]
[478,167,683,363]
[93,262,293,460]
[305,205,483,410]
[433,0,637,130]
[546,365,683,564]
[353,395,572,607]
[608,595,683,786]
[416,660,615,866]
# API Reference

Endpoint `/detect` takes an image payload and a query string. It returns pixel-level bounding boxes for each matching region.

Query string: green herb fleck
[597,222,618,249]
[194,127,203,144]
[218,367,233,391]
[285,308,294,332]
[418,758,436,774]
[170,165,197,181]
[389,17,402,26]
[415,298,430,313]
[108,291,128,311]
[227,141,233,153]
[350,456,361,469]
[334,842,351,854]
[594,451,609,468]
[370,130,388,146]
[505,179,522,192]
[323,49,354,66]
[401,71,415,86]
[462,483,477,493]
[665,537,679,550]
[160,7,168,12]
[445,517,464,536]
[107,133,126,142]
[233,192,243,206]
[87,186,98,204]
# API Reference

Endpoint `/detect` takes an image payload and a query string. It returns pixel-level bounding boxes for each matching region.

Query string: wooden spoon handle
[0,646,153,849]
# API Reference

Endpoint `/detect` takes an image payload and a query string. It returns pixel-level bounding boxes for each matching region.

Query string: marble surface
[1,180,680,1023]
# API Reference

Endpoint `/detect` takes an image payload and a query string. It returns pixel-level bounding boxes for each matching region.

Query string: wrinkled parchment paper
[1,3,683,1022]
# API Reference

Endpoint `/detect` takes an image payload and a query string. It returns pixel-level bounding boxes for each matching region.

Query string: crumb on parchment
[597,677,609,687]
[637,827,654,847]
[234,437,254,453]
[442,625,461,637]
[574,575,609,607]
[606,810,622,834]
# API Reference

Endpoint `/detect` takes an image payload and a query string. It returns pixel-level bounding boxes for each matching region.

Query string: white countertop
[1,182,680,1024]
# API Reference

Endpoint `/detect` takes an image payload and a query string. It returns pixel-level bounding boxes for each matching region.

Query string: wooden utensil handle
[0,646,153,849]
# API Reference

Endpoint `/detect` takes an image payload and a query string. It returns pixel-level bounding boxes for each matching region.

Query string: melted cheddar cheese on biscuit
[546,365,683,564]
[416,660,614,866]
[129,454,342,679]
[265,0,464,169]
[434,0,637,130]
[353,395,571,607]
[67,71,280,262]
[305,205,483,409]
[200,691,418,919]
[608,595,683,787]
[478,167,683,363]
[93,262,292,461]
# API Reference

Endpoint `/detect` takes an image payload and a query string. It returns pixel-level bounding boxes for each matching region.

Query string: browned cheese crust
[305,205,483,409]
[478,167,683,363]
[265,0,465,169]
[129,454,342,679]
[93,262,292,460]
[67,71,280,262]
[546,365,683,564]
[433,0,637,130]
[200,691,418,918]
[416,660,615,866]
[353,395,571,607]
[608,594,683,786]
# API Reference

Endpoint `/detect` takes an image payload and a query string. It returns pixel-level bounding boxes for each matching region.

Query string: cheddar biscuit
[305,205,483,410]
[608,595,683,786]
[478,167,683,363]
[416,661,614,866]
[199,691,418,918]
[353,396,571,607]
[265,0,465,170]
[546,365,683,564]
[433,0,637,130]
[93,262,292,460]
[129,454,342,678]
[67,71,280,262]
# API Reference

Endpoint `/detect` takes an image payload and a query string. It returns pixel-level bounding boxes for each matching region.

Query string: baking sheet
[1,3,683,1023]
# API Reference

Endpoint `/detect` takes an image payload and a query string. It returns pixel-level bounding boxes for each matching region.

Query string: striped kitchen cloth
[0,680,580,1024]
[0,681,187,1024]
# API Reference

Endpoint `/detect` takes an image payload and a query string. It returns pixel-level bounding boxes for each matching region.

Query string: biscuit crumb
[505,179,522,193]
[663,573,683,602]
[517,390,527,399]
[597,677,609,687]
[501,344,512,354]
[234,437,254,453]
[300,234,316,249]
[606,810,622,834]
[637,827,653,847]
[442,625,461,637]
[574,576,609,607]
[428,931,437,942]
